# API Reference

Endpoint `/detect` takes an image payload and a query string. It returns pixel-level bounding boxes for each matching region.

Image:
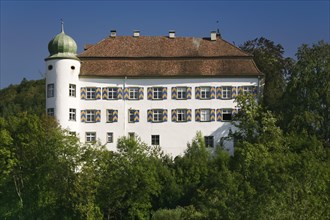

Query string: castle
[45,25,262,156]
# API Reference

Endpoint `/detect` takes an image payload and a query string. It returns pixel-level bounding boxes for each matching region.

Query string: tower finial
[61,19,64,33]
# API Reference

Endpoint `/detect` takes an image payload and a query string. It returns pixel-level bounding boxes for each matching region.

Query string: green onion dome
[46,27,79,60]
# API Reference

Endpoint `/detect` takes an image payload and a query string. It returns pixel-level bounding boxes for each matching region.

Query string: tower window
[48,65,53,70]
[47,84,54,98]
[69,84,76,97]
[69,108,76,121]
[71,66,75,70]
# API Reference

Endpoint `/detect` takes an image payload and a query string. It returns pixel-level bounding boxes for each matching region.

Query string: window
[128,132,135,139]
[47,84,54,98]
[151,135,160,145]
[108,87,118,99]
[222,109,232,121]
[200,87,211,99]
[86,110,96,122]
[107,132,113,143]
[69,84,76,97]
[204,136,214,148]
[243,86,253,95]
[107,110,115,122]
[86,87,96,100]
[128,110,135,123]
[177,109,187,122]
[69,131,76,136]
[153,109,163,122]
[129,88,139,100]
[177,87,187,99]
[153,87,162,100]
[86,132,96,142]
[47,108,54,116]
[69,108,76,121]
[222,86,232,99]
[201,109,210,122]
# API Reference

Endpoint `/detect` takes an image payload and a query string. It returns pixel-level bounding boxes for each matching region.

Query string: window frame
[86,87,96,100]
[222,109,233,121]
[47,84,54,98]
[204,136,214,148]
[151,135,160,145]
[129,88,139,100]
[153,109,163,122]
[177,87,187,99]
[107,109,114,123]
[69,108,76,121]
[86,110,96,123]
[86,132,96,143]
[107,87,118,100]
[243,86,253,95]
[107,132,114,143]
[47,108,54,116]
[200,109,211,122]
[152,87,163,100]
[128,132,135,139]
[200,87,211,99]
[222,86,232,99]
[177,109,187,122]
[128,110,135,123]
[69,84,76,97]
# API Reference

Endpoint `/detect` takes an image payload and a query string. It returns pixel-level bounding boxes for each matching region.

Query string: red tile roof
[78,36,262,77]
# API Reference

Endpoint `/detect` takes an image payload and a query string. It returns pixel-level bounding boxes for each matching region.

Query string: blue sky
[1,1,329,88]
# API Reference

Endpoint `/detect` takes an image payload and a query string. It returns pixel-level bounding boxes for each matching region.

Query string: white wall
[72,77,258,156]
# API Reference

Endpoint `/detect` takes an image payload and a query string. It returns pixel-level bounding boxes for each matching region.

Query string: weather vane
[61,18,64,33]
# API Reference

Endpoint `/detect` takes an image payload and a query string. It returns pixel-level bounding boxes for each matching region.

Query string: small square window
[86,132,96,142]
[128,132,135,139]
[47,84,54,98]
[69,84,76,97]
[151,135,160,145]
[204,136,214,148]
[107,132,113,143]
[47,108,54,116]
[69,108,76,121]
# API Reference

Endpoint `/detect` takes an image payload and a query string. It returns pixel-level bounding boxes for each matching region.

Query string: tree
[281,41,330,146]
[240,37,294,111]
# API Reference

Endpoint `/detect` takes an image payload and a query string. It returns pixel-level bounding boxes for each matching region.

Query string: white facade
[46,67,259,156]
[45,29,262,156]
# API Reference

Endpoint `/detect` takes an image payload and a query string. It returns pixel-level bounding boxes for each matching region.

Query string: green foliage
[0,78,46,117]
[281,41,330,146]
[240,37,294,111]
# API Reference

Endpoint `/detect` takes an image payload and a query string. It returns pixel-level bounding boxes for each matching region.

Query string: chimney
[110,30,116,38]
[133,30,140,37]
[210,31,217,41]
[169,30,175,39]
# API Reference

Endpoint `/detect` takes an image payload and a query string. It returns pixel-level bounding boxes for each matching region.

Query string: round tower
[45,22,81,133]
